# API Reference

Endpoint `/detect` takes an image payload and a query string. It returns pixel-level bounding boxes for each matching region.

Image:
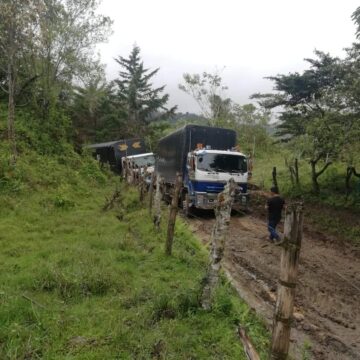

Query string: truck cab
[184,149,248,210]
[122,152,155,185]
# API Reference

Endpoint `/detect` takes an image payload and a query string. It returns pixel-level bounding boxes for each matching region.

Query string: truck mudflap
[189,191,249,210]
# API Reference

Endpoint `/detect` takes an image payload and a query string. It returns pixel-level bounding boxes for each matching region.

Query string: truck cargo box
[157,125,236,184]
[85,138,146,173]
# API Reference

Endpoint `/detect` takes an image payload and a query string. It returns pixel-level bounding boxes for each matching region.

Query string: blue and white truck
[156,125,249,214]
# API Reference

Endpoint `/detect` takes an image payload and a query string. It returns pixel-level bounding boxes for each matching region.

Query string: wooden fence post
[165,172,182,256]
[148,172,155,215]
[139,166,146,202]
[128,161,134,185]
[153,175,162,230]
[122,158,127,182]
[269,202,304,360]
[200,178,236,310]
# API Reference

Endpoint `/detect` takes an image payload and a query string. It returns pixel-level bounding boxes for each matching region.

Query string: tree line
[0,0,175,160]
[251,9,360,195]
[1,1,360,199]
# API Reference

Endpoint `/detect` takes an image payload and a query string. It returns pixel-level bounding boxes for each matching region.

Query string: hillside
[0,156,269,359]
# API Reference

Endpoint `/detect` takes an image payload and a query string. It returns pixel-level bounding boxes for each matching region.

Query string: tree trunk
[346,166,353,197]
[165,173,182,256]
[272,167,279,192]
[7,61,17,162]
[270,202,304,360]
[294,158,299,186]
[200,179,236,310]
[310,160,320,194]
[310,159,331,194]
[352,166,360,178]
[285,158,294,187]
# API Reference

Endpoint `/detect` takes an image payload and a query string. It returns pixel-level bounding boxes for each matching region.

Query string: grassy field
[251,149,360,246]
[0,175,269,359]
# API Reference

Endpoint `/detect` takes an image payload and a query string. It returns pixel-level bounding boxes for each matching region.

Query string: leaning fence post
[269,202,304,360]
[153,175,162,230]
[165,172,182,256]
[200,178,236,310]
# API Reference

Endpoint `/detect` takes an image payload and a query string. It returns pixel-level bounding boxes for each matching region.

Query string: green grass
[0,178,269,359]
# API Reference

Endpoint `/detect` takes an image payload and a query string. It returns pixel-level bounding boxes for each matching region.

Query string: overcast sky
[98,0,359,114]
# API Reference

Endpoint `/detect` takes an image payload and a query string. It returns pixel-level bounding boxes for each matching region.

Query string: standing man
[266,186,285,244]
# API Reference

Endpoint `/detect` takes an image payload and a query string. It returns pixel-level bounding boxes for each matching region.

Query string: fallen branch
[21,294,47,310]
[102,188,121,211]
[238,326,260,360]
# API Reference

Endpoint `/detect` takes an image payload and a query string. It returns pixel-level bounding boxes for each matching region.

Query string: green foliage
[71,75,115,146]
[0,0,113,158]
[232,103,271,154]
[53,194,75,209]
[0,141,106,196]
[114,45,176,137]
[252,46,360,193]
[179,70,230,123]
[301,340,312,360]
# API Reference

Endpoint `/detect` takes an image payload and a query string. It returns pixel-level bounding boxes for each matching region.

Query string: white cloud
[98,0,359,112]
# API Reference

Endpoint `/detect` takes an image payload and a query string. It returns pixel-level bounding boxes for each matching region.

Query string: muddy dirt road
[188,208,360,360]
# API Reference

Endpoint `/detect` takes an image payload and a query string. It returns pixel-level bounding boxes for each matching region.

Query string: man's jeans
[268,220,280,241]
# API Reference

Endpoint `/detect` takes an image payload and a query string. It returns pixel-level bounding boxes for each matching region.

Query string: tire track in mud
[187,212,360,360]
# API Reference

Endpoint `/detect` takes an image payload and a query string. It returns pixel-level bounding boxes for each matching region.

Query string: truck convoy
[85,138,147,173]
[156,125,249,213]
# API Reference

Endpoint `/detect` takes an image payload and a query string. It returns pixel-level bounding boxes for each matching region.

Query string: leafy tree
[0,0,43,159]
[252,51,344,138]
[0,0,112,157]
[71,75,109,145]
[33,0,112,118]
[179,70,229,125]
[252,51,349,193]
[114,45,175,137]
[352,6,360,38]
[232,103,270,154]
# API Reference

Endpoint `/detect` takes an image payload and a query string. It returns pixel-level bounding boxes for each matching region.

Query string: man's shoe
[273,235,284,246]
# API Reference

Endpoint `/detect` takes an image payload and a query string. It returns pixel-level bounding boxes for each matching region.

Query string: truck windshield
[132,155,155,167]
[197,153,247,173]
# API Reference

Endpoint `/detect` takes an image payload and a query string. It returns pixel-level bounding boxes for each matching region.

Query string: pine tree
[114,45,174,136]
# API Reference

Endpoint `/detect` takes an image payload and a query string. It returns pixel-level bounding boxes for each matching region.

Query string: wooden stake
[165,172,182,256]
[122,158,127,181]
[148,172,155,215]
[153,175,162,230]
[269,202,304,360]
[139,166,146,202]
[200,178,237,310]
